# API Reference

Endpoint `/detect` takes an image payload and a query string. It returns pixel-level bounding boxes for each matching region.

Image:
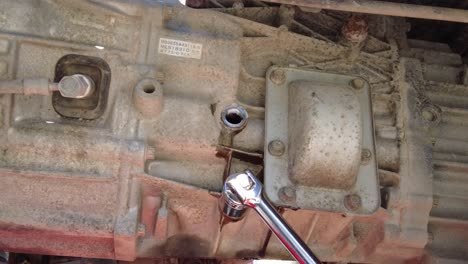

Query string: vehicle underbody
[0,0,468,263]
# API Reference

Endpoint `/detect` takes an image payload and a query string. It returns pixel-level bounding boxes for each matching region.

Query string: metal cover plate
[264,66,380,214]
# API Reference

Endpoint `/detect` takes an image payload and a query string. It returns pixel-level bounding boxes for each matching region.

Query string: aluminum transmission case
[264,66,379,214]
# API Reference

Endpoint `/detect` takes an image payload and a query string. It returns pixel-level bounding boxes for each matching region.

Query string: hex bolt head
[344,194,362,211]
[350,78,365,90]
[58,74,95,99]
[238,173,254,190]
[270,69,286,85]
[421,105,441,124]
[278,186,296,203]
[341,14,369,44]
[422,109,436,122]
[361,148,372,164]
[268,140,286,156]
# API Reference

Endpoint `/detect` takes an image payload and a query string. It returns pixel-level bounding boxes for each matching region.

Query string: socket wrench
[220,169,322,264]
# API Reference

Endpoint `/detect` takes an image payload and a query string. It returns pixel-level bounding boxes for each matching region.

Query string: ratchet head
[219,170,322,264]
[219,170,262,220]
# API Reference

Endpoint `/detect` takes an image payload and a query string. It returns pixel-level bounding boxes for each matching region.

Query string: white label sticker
[158,38,202,59]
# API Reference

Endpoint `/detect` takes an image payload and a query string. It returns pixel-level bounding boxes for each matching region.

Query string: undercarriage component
[0,74,96,99]
[133,78,164,118]
[264,67,378,213]
[0,78,55,95]
[0,0,467,263]
[53,54,111,119]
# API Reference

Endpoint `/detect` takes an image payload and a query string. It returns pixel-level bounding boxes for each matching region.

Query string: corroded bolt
[278,186,296,203]
[361,148,372,164]
[268,140,286,156]
[350,78,365,90]
[58,74,95,99]
[344,194,361,211]
[270,69,286,85]
[341,14,369,44]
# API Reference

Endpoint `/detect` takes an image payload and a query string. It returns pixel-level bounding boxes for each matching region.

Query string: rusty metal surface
[0,1,467,263]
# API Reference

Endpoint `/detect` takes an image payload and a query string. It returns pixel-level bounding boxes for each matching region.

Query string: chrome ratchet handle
[255,194,321,264]
[222,170,322,264]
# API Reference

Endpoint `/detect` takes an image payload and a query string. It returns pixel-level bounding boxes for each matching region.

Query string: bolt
[421,105,441,124]
[270,69,286,85]
[361,148,372,164]
[58,74,95,99]
[278,186,296,203]
[268,140,286,156]
[422,109,436,122]
[341,14,369,44]
[344,194,361,211]
[238,173,254,190]
[350,78,365,90]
